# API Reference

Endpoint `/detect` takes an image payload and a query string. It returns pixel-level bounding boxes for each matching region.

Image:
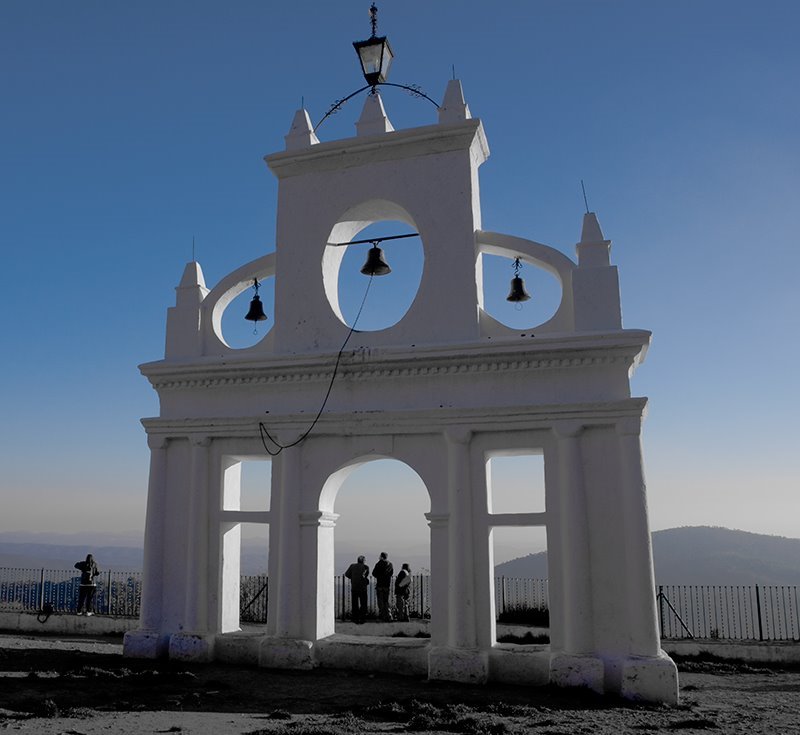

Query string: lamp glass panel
[358,42,385,77]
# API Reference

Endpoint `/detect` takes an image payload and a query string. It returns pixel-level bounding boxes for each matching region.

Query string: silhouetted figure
[344,555,370,624]
[395,563,412,622]
[372,552,394,621]
[74,554,100,615]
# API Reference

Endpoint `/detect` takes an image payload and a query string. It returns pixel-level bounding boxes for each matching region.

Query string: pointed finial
[369,3,378,37]
[284,108,320,150]
[452,64,456,80]
[439,79,471,123]
[356,91,394,135]
[581,180,590,214]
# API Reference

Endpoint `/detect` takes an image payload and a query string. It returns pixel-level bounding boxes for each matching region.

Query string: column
[552,422,594,653]
[428,428,489,684]
[616,418,660,656]
[183,436,211,631]
[139,435,168,630]
[273,445,302,638]
[123,435,169,659]
[445,428,475,649]
[425,512,449,646]
[299,510,339,640]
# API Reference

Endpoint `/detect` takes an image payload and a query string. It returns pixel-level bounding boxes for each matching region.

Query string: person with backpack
[394,563,412,622]
[74,553,100,615]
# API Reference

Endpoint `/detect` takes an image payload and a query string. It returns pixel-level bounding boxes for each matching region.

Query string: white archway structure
[123,83,678,703]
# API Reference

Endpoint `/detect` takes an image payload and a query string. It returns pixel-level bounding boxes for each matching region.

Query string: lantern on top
[353,3,394,87]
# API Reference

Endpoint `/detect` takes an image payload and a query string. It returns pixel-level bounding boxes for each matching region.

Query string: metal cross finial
[369,3,378,37]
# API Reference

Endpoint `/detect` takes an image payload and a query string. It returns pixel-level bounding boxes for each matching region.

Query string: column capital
[299,510,339,528]
[147,435,169,450]
[425,512,450,529]
[190,435,212,448]
[616,417,642,437]
[553,421,584,440]
[445,427,472,446]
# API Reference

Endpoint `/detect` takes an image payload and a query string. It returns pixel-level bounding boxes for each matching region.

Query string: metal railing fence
[0,567,142,617]
[658,584,800,641]
[3,566,799,642]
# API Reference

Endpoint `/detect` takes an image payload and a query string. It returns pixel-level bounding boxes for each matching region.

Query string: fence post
[658,585,664,636]
[106,570,113,615]
[755,584,763,641]
[501,576,506,617]
[38,569,45,610]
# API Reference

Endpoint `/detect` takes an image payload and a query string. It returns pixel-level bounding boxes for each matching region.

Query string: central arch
[319,454,432,631]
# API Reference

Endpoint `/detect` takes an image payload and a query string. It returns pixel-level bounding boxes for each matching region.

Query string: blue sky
[1,1,798,557]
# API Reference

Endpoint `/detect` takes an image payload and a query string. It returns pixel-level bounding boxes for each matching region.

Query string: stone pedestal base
[168,632,216,662]
[620,652,679,704]
[123,629,170,659]
[259,638,315,670]
[549,653,604,693]
[428,646,489,684]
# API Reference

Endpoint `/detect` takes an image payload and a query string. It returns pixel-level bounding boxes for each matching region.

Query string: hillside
[3,527,799,585]
[494,526,800,585]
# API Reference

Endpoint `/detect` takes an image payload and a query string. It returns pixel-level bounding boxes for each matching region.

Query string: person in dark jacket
[394,563,412,622]
[372,552,394,621]
[344,555,370,623]
[74,554,100,615]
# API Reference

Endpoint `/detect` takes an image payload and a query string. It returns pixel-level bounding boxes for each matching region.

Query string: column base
[259,637,316,670]
[549,653,604,694]
[168,632,216,662]
[620,651,679,704]
[428,646,489,684]
[123,629,170,659]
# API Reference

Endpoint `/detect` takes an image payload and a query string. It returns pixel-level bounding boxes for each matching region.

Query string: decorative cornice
[141,398,648,438]
[141,332,649,393]
[265,119,486,179]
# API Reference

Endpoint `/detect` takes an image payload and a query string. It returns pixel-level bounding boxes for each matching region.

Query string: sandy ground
[1,633,799,734]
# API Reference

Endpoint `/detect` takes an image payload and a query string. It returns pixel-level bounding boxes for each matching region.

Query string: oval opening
[481,254,562,330]
[331,221,424,332]
[220,276,275,349]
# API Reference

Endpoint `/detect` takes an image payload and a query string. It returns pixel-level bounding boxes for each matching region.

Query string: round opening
[220,276,275,349]
[328,221,424,332]
[480,254,562,330]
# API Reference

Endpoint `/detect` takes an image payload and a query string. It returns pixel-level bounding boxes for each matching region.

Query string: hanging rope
[259,275,375,456]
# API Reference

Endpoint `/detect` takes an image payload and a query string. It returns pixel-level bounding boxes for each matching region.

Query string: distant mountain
[0,542,143,572]
[4,527,798,585]
[494,527,800,585]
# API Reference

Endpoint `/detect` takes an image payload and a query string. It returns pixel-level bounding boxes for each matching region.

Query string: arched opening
[487,451,550,646]
[322,458,431,633]
[323,203,424,332]
[220,275,275,349]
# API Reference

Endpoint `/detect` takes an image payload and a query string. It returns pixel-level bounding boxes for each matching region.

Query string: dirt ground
[0,634,799,734]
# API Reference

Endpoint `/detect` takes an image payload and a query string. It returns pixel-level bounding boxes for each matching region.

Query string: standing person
[344,555,370,624]
[394,563,412,622]
[372,552,394,622]
[74,554,100,616]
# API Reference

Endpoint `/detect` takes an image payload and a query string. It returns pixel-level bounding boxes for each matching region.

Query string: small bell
[360,245,392,276]
[506,258,531,302]
[244,278,268,322]
[245,294,268,322]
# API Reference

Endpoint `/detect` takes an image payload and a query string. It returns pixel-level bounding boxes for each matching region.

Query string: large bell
[360,245,391,276]
[506,275,531,303]
[245,294,268,322]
